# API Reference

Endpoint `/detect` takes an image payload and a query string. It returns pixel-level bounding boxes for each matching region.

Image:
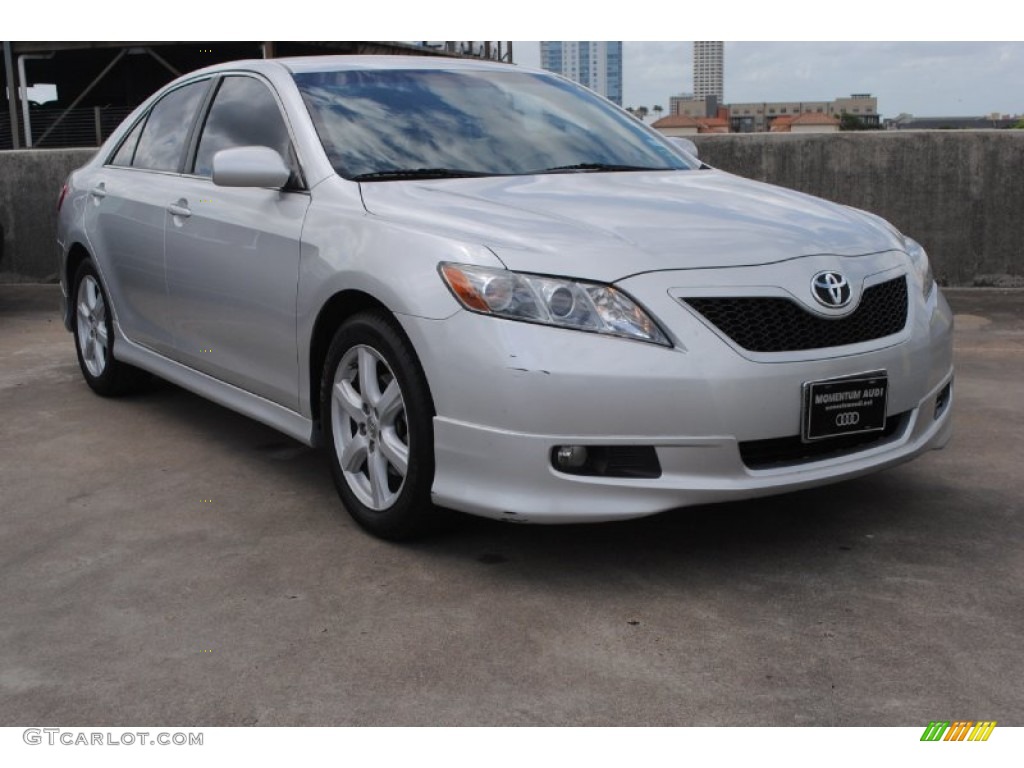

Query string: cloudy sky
[514,42,1024,118]
[11,1,1020,119]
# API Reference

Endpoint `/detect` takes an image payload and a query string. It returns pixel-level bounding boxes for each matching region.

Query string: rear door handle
[89,183,107,199]
[167,200,192,218]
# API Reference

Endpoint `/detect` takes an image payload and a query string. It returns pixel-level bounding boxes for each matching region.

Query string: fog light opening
[554,445,588,470]
[934,380,952,420]
[551,445,662,479]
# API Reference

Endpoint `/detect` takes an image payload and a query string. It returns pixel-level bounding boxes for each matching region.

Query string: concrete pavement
[1,285,1021,725]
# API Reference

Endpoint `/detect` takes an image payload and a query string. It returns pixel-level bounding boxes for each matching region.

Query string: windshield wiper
[351,168,492,181]
[532,163,670,174]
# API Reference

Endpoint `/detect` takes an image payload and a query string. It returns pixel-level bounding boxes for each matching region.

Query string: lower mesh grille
[739,411,909,470]
[682,276,908,352]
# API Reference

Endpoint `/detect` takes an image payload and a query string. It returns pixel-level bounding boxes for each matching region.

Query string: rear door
[84,79,211,353]
[162,74,310,410]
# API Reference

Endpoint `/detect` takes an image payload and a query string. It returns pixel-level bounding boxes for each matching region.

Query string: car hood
[358,169,905,283]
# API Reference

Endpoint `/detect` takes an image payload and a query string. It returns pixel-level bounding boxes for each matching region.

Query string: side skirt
[113,327,316,447]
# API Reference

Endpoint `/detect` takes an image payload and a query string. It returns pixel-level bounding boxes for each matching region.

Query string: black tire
[320,311,441,540]
[71,260,149,397]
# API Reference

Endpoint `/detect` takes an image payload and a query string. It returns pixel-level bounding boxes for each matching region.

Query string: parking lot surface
[1,285,1022,726]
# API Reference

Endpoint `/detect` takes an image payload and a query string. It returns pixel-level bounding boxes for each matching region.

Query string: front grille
[683,276,908,352]
[739,411,909,470]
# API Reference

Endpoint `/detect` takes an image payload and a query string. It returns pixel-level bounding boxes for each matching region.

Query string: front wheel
[320,312,440,540]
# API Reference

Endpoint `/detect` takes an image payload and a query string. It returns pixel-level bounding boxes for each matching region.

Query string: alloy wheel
[76,274,108,378]
[331,344,410,510]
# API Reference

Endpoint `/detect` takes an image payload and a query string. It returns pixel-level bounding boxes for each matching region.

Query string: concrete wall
[691,131,1024,286]
[2,133,1023,285]
[0,148,94,282]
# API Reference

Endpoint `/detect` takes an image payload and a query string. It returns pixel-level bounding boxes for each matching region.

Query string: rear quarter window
[108,117,146,167]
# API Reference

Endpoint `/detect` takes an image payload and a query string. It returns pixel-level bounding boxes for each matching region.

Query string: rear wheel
[321,311,440,540]
[72,260,148,396]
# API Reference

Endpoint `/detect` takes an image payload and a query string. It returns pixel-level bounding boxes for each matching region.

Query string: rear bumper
[59,279,71,331]
[57,240,72,331]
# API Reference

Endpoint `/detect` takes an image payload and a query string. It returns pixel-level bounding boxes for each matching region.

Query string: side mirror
[668,137,700,159]
[212,146,290,189]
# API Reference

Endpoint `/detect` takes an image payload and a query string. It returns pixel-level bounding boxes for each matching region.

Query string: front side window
[193,76,296,178]
[132,80,208,172]
[293,68,695,179]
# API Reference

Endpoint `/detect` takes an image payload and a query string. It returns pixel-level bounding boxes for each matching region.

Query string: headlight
[905,238,935,298]
[439,263,671,346]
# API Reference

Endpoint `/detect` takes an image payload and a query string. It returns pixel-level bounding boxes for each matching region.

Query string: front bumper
[428,389,950,523]
[397,268,954,523]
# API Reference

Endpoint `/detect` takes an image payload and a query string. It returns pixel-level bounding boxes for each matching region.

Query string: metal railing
[0,105,134,149]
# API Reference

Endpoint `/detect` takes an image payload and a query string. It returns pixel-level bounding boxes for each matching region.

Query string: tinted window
[193,76,295,178]
[132,80,208,172]
[293,69,694,179]
[109,117,146,167]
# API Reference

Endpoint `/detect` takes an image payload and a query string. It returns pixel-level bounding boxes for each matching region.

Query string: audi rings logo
[811,271,852,308]
[835,412,860,427]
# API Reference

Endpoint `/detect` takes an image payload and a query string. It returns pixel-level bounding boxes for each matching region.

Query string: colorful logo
[920,721,996,742]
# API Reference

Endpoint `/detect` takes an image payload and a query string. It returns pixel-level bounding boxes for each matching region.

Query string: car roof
[188,55,543,78]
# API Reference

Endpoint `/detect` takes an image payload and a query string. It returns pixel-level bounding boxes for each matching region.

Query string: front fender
[295,180,505,419]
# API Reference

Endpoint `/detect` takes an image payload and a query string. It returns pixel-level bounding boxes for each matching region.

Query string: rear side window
[132,80,208,172]
[193,76,296,178]
[109,117,146,167]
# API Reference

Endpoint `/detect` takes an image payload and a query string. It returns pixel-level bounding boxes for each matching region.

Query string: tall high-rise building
[539,41,623,106]
[693,41,724,103]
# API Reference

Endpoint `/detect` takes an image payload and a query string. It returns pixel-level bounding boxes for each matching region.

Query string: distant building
[652,112,728,135]
[832,94,880,128]
[650,114,700,136]
[540,41,623,105]
[670,95,715,119]
[663,93,878,135]
[886,113,1021,130]
[696,115,730,134]
[416,42,514,62]
[769,113,841,133]
[724,94,879,132]
[693,41,724,103]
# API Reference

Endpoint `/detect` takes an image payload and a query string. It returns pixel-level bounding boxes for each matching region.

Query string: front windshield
[292,67,696,179]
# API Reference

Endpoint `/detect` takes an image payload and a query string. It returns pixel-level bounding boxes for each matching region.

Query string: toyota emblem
[811,271,852,308]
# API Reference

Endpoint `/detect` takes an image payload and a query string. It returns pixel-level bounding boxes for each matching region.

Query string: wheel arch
[308,290,433,437]
[63,242,93,329]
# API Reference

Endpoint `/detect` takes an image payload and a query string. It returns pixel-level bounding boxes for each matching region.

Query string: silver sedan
[56,56,954,539]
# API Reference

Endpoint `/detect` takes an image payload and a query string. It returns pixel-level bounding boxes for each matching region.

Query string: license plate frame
[801,371,889,442]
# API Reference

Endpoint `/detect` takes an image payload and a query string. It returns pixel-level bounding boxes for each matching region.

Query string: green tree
[634,106,649,121]
[839,113,866,131]
[839,112,882,131]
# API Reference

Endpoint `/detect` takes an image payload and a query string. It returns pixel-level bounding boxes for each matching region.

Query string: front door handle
[167,200,192,218]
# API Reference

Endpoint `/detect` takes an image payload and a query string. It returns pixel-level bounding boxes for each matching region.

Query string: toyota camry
[56,56,954,539]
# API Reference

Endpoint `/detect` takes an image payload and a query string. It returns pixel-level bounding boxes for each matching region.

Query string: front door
[162,75,310,410]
